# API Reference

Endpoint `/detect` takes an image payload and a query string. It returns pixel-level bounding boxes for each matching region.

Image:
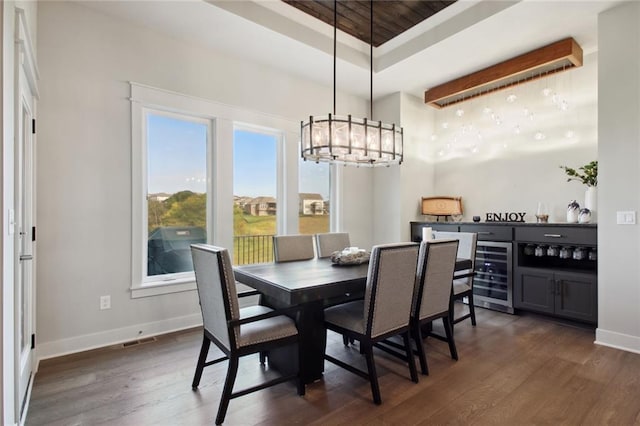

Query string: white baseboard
[595,328,640,355]
[36,313,203,362]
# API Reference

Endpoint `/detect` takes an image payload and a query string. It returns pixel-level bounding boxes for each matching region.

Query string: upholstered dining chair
[323,243,420,405]
[315,232,351,258]
[411,239,460,375]
[190,244,304,425]
[273,234,315,262]
[433,231,478,329]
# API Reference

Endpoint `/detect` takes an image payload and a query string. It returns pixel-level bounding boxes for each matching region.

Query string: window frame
[131,88,215,298]
[130,83,310,298]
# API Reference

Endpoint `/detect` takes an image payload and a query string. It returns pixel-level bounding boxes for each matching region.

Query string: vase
[566,200,580,223]
[585,186,597,212]
[579,208,591,224]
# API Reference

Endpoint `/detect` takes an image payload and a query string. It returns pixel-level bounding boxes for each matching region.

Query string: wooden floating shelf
[424,37,583,109]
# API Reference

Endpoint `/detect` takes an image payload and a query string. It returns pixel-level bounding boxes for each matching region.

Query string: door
[513,267,555,314]
[555,271,598,324]
[16,56,36,418]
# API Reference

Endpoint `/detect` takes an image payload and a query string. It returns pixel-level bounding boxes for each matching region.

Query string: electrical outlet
[100,295,111,310]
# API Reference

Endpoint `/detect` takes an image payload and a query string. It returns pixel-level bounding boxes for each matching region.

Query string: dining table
[234,256,473,384]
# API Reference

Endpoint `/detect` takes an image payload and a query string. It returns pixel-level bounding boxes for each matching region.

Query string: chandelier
[300,0,403,167]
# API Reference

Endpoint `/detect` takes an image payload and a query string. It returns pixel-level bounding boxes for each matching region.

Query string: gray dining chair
[433,231,478,328]
[411,239,460,375]
[315,232,350,258]
[273,234,315,262]
[323,242,420,405]
[190,244,304,425]
[374,239,459,377]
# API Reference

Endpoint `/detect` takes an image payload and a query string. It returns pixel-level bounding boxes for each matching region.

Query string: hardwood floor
[27,306,640,425]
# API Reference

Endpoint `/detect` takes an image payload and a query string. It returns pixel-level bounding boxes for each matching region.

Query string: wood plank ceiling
[283,0,456,47]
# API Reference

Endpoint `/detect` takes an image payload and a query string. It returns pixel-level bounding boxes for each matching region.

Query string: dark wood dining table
[234,257,472,384]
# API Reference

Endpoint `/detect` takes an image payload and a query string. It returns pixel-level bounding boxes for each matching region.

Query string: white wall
[596,1,640,354]
[371,92,436,245]
[433,52,598,223]
[35,1,369,358]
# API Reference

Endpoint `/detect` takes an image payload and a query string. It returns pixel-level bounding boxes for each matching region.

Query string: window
[131,84,215,298]
[146,113,209,278]
[298,159,330,234]
[233,129,278,265]
[131,82,317,296]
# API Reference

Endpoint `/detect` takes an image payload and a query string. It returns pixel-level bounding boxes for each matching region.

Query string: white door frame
[12,7,38,424]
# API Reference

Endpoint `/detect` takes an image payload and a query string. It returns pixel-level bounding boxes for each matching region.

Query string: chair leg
[449,294,455,334]
[215,355,239,425]
[403,332,418,383]
[413,322,429,376]
[259,351,267,365]
[343,335,350,346]
[192,336,211,390]
[297,377,306,396]
[468,292,477,326]
[363,343,381,405]
[442,316,458,361]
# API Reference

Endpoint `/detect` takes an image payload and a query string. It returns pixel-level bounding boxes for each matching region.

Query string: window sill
[130,278,197,298]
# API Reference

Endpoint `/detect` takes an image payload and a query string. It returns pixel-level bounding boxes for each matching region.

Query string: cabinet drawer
[515,226,596,245]
[430,223,460,232]
[460,225,513,241]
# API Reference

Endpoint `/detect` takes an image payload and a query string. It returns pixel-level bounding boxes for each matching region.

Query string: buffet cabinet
[410,222,598,325]
[513,226,597,324]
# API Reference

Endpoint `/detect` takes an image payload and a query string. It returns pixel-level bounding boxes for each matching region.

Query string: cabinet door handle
[543,234,563,238]
[555,280,561,296]
[549,279,555,295]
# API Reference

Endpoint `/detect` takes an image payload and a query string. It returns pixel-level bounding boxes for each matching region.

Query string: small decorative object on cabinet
[535,202,549,223]
[420,196,463,222]
[567,200,580,223]
[579,208,591,223]
[560,160,597,220]
[473,216,481,222]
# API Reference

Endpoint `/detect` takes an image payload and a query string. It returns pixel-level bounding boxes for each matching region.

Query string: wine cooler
[472,241,514,314]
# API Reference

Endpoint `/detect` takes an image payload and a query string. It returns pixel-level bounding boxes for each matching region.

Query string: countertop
[411,221,597,228]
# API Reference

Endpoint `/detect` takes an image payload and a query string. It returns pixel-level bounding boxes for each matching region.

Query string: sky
[147,114,329,199]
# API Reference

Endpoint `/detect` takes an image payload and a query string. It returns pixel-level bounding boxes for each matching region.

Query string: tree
[233,204,248,235]
[148,199,167,233]
[163,193,206,228]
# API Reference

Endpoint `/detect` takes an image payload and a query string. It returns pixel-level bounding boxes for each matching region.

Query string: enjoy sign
[485,212,526,222]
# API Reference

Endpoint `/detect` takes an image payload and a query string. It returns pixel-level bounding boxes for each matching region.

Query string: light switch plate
[616,211,636,225]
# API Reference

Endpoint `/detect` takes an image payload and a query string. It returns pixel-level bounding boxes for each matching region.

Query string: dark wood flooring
[26,306,640,425]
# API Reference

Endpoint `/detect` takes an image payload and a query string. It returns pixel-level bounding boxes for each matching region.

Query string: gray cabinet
[514,225,597,324]
[514,267,597,323]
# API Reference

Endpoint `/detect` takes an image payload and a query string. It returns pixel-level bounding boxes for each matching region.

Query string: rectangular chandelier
[300,114,403,166]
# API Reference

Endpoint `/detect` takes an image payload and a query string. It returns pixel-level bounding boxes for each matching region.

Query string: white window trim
[130,82,302,298]
[131,91,215,298]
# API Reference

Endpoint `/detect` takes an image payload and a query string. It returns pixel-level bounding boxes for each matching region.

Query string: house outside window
[233,129,279,265]
[298,159,330,234]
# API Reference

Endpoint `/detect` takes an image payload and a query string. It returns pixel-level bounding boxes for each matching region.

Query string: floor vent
[122,336,157,348]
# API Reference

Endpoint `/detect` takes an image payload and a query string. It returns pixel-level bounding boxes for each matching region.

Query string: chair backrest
[413,239,459,320]
[191,244,240,351]
[273,234,315,262]
[363,243,419,338]
[315,232,351,258]
[432,231,478,285]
